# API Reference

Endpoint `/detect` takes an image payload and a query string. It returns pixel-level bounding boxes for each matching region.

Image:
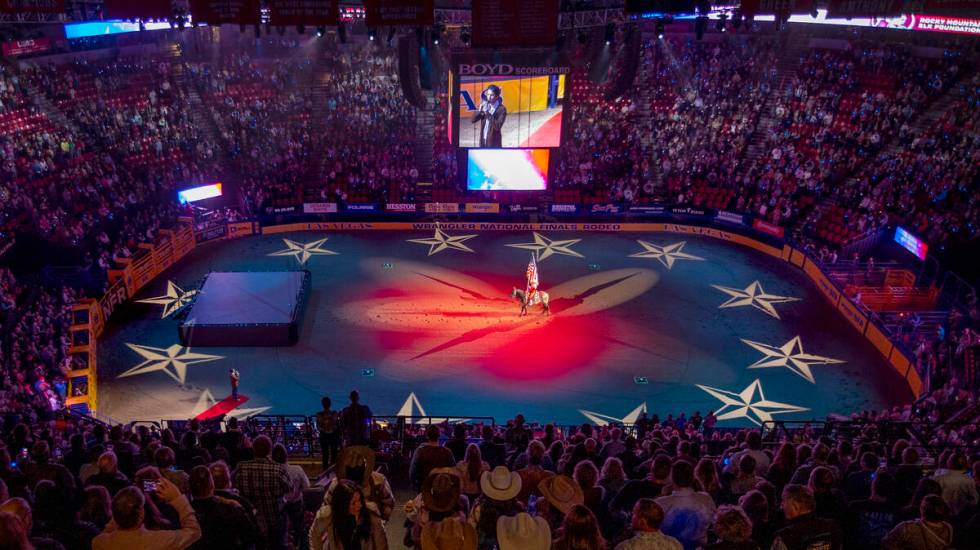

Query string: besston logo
[459,63,514,76]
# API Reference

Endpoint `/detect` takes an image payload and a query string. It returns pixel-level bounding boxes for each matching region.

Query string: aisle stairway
[414,95,435,183]
[744,34,808,163]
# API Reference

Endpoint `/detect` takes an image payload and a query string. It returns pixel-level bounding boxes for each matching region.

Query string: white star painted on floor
[579,402,647,426]
[712,280,799,319]
[407,228,477,256]
[192,389,270,420]
[267,237,337,264]
[629,240,704,269]
[136,280,197,318]
[506,232,584,262]
[697,379,809,426]
[741,336,845,384]
[119,343,224,385]
[395,392,468,424]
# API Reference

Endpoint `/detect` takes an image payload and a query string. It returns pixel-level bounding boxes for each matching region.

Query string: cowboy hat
[497,512,551,550]
[480,466,522,501]
[422,472,461,513]
[421,517,477,550]
[538,474,584,514]
[336,445,374,485]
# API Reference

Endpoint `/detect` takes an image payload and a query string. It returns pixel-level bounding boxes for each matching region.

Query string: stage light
[316,27,324,38]
[717,14,727,32]
[604,23,614,45]
[368,27,376,41]
[432,25,441,44]
[655,19,665,39]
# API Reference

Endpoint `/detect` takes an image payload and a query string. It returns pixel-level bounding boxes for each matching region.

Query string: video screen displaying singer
[458,73,566,148]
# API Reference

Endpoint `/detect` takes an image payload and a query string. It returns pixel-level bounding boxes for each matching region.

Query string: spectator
[846,470,900,550]
[770,484,842,550]
[316,396,341,469]
[155,446,189,495]
[187,464,256,550]
[538,475,585,532]
[92,478,201,550]
[655,460,717,550]
[705,505,759,550]
[309,480,388,550]
[340,391,372,447]
[615,498,681,550]
[272,443,310,549]
[79,485,113,531]
[930,452,978,517]
[328,446,394,522]
[496,512,551,550]
[409,425,455,492]
[84,451,130,497]
[0,496,66,550]
[552,503,607,550]
[233,435,291,549]
[456,443,490,504]
[470,466,524,550]
[0,510,33,550]
[881,494,953,550]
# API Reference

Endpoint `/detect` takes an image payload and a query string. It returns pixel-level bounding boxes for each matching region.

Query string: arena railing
[762,419,980,455]
[77,205,937,420]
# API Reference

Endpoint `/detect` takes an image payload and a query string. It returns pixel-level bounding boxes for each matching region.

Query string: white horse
[511,287,551,316]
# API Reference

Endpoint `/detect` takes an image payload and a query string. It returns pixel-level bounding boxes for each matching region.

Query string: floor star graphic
[136,280,197,318]
[629,240,704,269]
[579,402,647,426]
[741,336,845,384]
[697,379,809,425]
[407,228,478,256]
[193,389,270,420]
[712,280,800,319]
[267,237,337,264]
[119,343,224,385]
[506,232,584,261]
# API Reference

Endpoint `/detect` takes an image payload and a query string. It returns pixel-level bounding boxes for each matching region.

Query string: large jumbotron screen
[451,55,570,149]
[466,149,550,191]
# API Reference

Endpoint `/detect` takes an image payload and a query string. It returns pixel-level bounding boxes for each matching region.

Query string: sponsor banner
[471,0,559,47]
[837,297,869,333]
[590,204,622,214]
[0,0,64,14]
[364,0,433,26]
[551,204,578,214]
[740,0,815,15]
[715,210,745,225]
[103,0,172,19]
[346,203,378,212]
[195,224,228,243]
[508,204,539,213]
[656,223,784,258]
[827,0,903,18]
[267,0,339,26]
[270,205,297,214]
[386,203,417,212]
[752,218,786,239]
[423,202,460,214]
[97,279,129,329]
[190,0,261,25]
[226,222,255,238]
[2,37,50,57]
[303,202,338,214]
[908,13,980,34]
[464,203,500,214]
[804,260,842,307]
[670,206,708,217]
[629,205,666,214]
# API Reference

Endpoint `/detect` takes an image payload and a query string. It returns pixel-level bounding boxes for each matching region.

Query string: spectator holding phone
[92,476,201,550]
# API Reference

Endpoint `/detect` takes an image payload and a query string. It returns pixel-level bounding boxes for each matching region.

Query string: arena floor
[96,229,912,426]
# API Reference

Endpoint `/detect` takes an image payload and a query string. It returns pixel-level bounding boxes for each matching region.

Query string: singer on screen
[471,84,507,147]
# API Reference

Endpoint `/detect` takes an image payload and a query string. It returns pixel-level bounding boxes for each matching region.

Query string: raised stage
[178,271,310,346]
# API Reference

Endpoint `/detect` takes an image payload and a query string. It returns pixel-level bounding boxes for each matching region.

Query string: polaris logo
[459,63,514,76]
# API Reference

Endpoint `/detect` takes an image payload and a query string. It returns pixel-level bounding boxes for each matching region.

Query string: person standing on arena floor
[229,369,240,401]
[341,390,373,447]
[316,396,341,469]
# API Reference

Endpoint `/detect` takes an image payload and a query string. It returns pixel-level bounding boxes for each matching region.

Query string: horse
[511,287,550,316]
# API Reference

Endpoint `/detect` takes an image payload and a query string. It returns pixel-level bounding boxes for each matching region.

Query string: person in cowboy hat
[406,472,466,547]
[470,466,525,550]
[497,512,552,550]
[323,446,395,522]
[538,474,585,531]
[421,516,477,550]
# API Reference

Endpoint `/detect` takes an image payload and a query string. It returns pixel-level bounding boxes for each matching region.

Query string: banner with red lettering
[0,0,64,13]
[190,0,261,25]
[2,37,50,57]
[740,0,815,16]
[267,0,339,26]
[364,0,434,26]
[104,0,172,20]
[827,0,904,18]
[752,218,786,239]
[472,0,559,47]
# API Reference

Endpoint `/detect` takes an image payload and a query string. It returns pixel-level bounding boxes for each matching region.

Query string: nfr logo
[459,90,478,111]
[458,63,514,76]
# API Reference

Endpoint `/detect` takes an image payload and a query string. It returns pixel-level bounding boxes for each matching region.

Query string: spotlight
[316,27,325,38]
[368,27,377,41]
[432,24,441,45]
[717,14,727,32]
[604,23,614,45]
[655,18,665,39]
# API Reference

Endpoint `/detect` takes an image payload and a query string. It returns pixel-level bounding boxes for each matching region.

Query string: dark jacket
[770,513,843,550]
[189,495,257,550]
